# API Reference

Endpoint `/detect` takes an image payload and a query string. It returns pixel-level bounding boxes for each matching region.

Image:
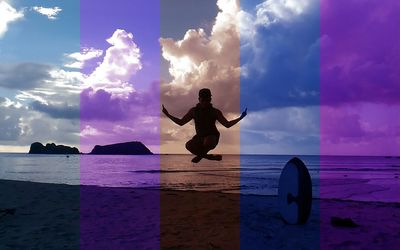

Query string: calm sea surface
[0,153,399,202]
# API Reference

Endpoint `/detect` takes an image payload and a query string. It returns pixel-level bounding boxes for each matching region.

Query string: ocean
[0,153,399,203]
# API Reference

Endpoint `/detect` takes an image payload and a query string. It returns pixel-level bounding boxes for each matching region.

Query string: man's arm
[162,105,193,126]
[216,108,247,128]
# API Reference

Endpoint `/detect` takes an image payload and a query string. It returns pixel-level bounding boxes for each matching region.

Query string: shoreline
[1,179,400,249]
[1,178,399,205]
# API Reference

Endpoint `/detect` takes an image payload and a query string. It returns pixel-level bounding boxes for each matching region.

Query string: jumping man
[162,88,247,163]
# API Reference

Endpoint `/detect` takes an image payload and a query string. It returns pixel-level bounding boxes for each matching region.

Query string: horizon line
[0,152,399,158]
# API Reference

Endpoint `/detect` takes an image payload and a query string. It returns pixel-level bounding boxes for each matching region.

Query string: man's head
[198,88,212,105]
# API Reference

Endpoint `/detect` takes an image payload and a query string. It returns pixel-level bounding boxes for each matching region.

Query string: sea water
[0,153,399,202]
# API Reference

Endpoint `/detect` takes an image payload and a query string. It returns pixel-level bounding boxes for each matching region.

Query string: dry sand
[1,179,399,249]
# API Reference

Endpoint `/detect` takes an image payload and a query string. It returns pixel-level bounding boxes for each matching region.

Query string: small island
[28,141,153,155]
[29,142,79,155]
[89,141,153,155]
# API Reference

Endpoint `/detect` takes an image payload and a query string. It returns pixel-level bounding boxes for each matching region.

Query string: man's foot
[191,156,203,163]
[204,154,222,161]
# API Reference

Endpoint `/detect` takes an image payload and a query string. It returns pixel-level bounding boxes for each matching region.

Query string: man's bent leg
[186,137,203,156]
[203,135,218,151]
[186,136,209,163]
[187,135,220,163]
[202,135,222,161]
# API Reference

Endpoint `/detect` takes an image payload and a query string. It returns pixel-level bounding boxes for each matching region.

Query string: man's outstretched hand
[240,108,247,119]
[162,104,169,116]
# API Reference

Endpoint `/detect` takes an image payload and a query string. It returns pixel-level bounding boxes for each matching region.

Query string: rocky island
[29,142,80,154]
[89,141,153,155]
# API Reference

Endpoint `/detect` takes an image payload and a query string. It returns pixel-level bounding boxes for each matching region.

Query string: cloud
[240,106,320,154]
[80,125,102,137]
[255,0,312,26]
[160,0,240,113]
[0,61,82,122]
[0,97,22,108]
[0,96,80,148]
[80,88,127,121]
[17,112,79,147]
[0,63,82,121]
[65,47,103,69]
[242,106,319,135]
[84,29,142,99]
[32,6,62,20]
[0,1,24,38]
[0,105,22,141]
[320,0,400,106]
[239,0,320,111]
[30,101,79,119]
[0,63,53,90]
[0,98,23,141]
[320,104,400,156]
[80,80,160,121]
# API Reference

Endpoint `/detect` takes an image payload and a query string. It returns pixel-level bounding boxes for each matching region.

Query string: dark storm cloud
[0,63,52,90]
[30,101,79,119]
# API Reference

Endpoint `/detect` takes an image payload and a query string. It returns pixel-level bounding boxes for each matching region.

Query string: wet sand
[0,180,399,249]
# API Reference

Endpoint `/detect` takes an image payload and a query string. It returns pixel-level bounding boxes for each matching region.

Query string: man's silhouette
[162,88,247,163]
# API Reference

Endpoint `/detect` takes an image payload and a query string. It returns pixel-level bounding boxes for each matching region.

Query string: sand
[1,179,399,249]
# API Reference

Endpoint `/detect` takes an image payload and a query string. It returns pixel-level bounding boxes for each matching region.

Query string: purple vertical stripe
[321,0,400,248]
[80,0,160,248]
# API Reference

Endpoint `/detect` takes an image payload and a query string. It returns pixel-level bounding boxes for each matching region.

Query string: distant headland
[28,141,153,155]
[89,141,153,155]
[29,142,80,155]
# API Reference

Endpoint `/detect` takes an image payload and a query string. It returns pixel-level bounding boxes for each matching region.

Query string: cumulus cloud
[239,0,320,111]
[84,29,142,99]
[32,6,62,20]
[0,1,23,38]
[239,0,314,43]
[160,0,240,113]
[255,0,312,26]
[65,47,103,69]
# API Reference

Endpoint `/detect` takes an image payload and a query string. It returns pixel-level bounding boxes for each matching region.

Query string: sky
[0,0,80,152]
[239,0,320,155]
[79,0,160,153]
[0,0,399,156]
[320,0,400,156]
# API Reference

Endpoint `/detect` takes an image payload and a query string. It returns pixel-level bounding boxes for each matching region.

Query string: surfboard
[278,157,312,224]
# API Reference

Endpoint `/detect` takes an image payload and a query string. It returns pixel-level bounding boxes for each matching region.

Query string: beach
[1,179,399,249]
